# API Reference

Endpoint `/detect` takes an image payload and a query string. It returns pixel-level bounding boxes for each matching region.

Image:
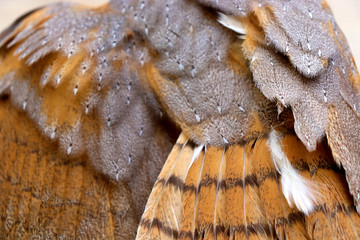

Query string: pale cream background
[0,0,359,66]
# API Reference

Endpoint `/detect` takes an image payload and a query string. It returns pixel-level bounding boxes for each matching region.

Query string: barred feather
[137,131,360,239]
[0,0,360,239]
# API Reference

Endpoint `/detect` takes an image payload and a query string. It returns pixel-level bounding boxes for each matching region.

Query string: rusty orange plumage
[0,0,360,239]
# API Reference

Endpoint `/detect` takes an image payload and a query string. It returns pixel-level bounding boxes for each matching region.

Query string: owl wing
[134,0,360,239]
[2,0,360,239]
[0,2,175,238]
[0,88,141,239]
[240,0,360,213]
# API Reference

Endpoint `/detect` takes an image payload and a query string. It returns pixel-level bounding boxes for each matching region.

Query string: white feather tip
[217,13,246,36]
[268,129,318,215]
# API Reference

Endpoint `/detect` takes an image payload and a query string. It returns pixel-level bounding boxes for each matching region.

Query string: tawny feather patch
[0,0,359,239]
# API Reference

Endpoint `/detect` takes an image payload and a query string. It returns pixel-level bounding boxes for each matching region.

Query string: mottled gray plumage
[1,2,169,181]
[0,0,277,180]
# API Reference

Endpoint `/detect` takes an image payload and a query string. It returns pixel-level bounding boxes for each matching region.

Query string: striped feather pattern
[137,132,360,239]
[0,1,360,239]
[0,97,139,239]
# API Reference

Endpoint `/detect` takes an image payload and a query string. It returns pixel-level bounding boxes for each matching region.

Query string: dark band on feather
[139,212,305,239]
[156,174,259,192]
[313,203,357,217]
[140,218,179,238]
[139,203,356,239]
[155,157,341,193]
[274,212,305,227]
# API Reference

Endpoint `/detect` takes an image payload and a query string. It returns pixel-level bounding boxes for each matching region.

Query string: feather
[268,129,318,215]
[0,1,175,237]
[218,0,360,210]
[327,101,360,212]
[217,13,246,37]
[0,96,142,239]
[137,131,360,239]
[137,133,193,239]
[1,0,360,238]
[0,1,172,185]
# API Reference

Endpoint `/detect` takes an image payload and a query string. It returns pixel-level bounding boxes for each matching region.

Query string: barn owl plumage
[0,0,360,239]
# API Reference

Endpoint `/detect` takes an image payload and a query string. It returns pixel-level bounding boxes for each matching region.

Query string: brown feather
[1,0,360,239]
[138,131,360,239]
[0,97,140,239]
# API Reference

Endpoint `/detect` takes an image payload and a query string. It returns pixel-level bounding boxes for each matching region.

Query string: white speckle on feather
[140,52,145,66]
[308,10,313,19]
[191,66,196,77]
[50,130,56,140]
[222,136,229,144]
[236,5,246,15]
[82,64,88,75]
[67,145,72,155]
[56,75,61,85]
[217,105,222,115]
[68,50,74,58]
[195,113,201,123]
[167,38,174,48]
[322,89,328,103]
[268,129,318,215]
[238,105,245,112]
[73,85,78,95]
